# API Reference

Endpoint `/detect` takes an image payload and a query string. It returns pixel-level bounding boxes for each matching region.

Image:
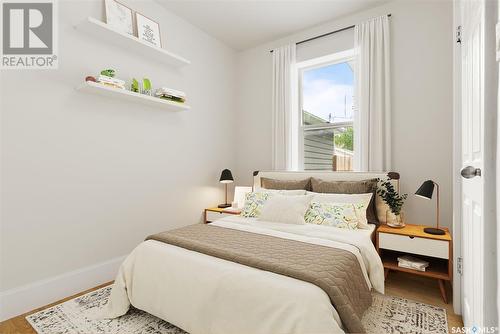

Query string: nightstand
[376,224,452,303]
[204,207,241,224]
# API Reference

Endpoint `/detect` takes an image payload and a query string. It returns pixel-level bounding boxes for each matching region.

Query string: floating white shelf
[76,81,190,111]
[75,17,191,67]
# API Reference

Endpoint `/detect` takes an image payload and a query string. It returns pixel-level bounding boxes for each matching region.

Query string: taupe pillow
[310,178,379,224]
[261,177,311,191]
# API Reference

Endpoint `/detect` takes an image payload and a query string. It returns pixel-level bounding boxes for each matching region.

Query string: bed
[105,171,398,334]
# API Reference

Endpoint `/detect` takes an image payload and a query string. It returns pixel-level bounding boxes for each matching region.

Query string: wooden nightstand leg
[438,279,448,304]
[384,268,390,279]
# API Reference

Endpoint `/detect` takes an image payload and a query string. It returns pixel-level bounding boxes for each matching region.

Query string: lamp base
[424,227,446,235]
[218,203,231,208]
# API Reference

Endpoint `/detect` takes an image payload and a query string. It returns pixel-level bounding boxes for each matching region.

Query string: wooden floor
[1,273,463,334]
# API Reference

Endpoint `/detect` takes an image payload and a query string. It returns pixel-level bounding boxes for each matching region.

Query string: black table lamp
[218,169,234,208]
[415,180,445,235]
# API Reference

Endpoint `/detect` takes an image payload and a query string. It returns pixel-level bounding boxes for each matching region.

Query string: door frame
[453,0,498,324]
[483,0,498,326]
[452,0,462,316]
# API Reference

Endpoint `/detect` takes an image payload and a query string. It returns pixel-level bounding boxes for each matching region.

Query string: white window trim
[296,49,356,170]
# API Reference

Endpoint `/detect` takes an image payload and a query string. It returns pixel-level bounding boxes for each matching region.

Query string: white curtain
[272,44,298,170]
[354,16,391,171]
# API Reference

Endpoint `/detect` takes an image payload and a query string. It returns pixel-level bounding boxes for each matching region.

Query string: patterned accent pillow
[309,192,373,229]
[304,202,360,229]
[241,191,273,218]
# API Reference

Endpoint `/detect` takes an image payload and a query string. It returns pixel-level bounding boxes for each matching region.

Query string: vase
[386,210,405,228]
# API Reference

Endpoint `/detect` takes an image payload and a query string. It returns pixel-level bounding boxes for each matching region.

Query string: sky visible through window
[302,62,354,123]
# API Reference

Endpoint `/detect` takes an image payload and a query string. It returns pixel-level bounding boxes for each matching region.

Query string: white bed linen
[105,217,383,334]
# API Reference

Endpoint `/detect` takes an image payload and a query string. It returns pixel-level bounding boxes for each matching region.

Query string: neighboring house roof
[303,110,327,125]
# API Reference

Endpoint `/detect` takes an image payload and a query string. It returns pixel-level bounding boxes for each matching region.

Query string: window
[297,50,355,171]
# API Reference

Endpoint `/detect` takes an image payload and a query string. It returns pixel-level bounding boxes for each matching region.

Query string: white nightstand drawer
[206,211,233,222]
[379,232,449,259]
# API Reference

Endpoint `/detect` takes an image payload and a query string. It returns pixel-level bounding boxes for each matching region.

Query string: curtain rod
[269,14,391,53]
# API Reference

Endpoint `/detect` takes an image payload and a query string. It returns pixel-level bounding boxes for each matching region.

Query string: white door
[460,0,485,327]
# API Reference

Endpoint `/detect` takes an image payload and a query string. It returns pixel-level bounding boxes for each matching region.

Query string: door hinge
[456,25,462,44]
[457,257,463,275]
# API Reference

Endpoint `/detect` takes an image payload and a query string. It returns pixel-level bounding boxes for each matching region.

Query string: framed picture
[105,0,134,35]
[136,12,162,48]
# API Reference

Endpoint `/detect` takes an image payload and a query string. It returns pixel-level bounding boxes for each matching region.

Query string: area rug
[26,286,448,334]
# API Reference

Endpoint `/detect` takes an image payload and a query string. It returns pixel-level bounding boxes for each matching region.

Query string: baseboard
[0,255,126,321]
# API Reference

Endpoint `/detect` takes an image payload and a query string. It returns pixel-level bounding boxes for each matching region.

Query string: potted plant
[377,178,408,227]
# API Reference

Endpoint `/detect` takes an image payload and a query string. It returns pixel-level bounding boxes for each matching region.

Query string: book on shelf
[97,75,125,86]
[398,262,427,272]
[156,87,186,98]
[397,255,429,271]
[96,81,125,89]
[96,75,125,89]
[155,87,186,103]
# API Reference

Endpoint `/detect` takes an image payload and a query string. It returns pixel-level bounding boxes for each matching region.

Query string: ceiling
[157,0,387,51]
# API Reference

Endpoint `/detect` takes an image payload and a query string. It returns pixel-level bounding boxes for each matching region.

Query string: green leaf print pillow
[241,191,273,218]
[304,202,360,229]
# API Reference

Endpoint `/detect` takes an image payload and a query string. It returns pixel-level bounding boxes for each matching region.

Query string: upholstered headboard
[253,170,400,190]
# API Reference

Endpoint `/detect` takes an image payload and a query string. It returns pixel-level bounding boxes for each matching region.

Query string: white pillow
[309,193,373,229]
[259,194,313,225]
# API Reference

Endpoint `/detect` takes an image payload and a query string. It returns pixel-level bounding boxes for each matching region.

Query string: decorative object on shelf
[85,76,96,82]
[218,169,234,208]
[155,87,186,103]
[377,178,408,228]
[136,12,161,47]
[142,78,152,95]
[131,78,139,93]
[415,180,445,235]
[104,0,134,36]
[100,69,116,77]
[96,70,125,89]
[385,210,405,228]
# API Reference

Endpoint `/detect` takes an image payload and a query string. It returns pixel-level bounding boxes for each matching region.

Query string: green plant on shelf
[376,178,408,216]
[143,78,151,90]
[142,78,152,95]
[131,78,139,93]
[100,69,115,77]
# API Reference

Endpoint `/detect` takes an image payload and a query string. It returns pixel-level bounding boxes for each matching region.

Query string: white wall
[234,0,454,230]
[0,0,236,318]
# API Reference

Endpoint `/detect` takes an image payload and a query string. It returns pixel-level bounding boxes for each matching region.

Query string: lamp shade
[415,180,435,199]
[219,169,234,183]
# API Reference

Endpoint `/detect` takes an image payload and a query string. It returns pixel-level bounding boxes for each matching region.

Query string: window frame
[296,49,356,171]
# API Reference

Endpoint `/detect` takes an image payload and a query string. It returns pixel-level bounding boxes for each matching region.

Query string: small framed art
[136,13,162,48]
[104,0,134,35]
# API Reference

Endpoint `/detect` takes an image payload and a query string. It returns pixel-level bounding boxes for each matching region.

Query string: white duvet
[105,216,384,334]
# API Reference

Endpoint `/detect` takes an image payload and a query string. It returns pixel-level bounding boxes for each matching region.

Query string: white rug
[26,286,448,334]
